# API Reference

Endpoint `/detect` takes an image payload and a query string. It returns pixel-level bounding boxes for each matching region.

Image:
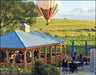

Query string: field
[24,17,95,53]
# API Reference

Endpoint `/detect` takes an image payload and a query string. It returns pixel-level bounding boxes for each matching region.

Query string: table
[82,56,90,63]
[68,61,81,64]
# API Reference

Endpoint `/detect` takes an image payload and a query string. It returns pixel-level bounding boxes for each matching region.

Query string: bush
[32,59,60,75]
[44,32,52,36]
[0,65,31,73]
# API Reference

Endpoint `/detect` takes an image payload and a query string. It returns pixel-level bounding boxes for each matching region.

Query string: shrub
[55,35,57,37]
[0,65,31,73]
[44,32,52,36]
[32,59,60,75]
[88,33,91,37]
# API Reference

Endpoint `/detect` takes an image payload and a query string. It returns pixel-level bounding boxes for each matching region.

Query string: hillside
[31,17,95,37]
[28,17,95,52]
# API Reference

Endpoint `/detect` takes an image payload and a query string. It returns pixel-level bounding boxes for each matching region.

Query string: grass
[30,17,95,52]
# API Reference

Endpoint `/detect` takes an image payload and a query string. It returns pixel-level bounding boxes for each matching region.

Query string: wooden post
[59,45,62,61]
[6,50,10,67]
[44,47,47,64]
[31,49,34,62]
[64,44,66,55]
[55,46,57,63]
[38,48,41,59]
[24,51,27,69]
[50,46,52,64]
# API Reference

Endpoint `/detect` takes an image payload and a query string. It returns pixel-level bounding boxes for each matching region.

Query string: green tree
[0,0,38,35]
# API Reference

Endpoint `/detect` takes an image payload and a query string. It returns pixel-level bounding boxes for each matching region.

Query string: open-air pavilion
[0,23,67,70]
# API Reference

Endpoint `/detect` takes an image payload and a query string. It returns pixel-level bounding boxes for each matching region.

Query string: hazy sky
[27,0,95,21]
[53,1,95,21]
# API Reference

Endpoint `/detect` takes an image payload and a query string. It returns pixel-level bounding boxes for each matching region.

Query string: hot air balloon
[36,0,61,25]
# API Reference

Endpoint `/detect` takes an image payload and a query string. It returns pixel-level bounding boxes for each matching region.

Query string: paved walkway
[58,65,95,75]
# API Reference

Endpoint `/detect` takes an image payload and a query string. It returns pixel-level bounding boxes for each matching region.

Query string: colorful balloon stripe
[47,9,49,19]
[52,4,58,16]
[40,7,45,18]
[38,6,44,16]
[38,4,59,20]
[52,7,59,17]
[45,9,47,17]
[49,6,55,18]
[43,9,47,18]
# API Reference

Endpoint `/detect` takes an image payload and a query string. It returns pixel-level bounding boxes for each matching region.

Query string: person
[10,52,16,63]
[62,58,68,74]
[15,52,23,63]
[34,50,38,57]
[80,54,82,58]
[26,52,32,63]
[63,55,68,60]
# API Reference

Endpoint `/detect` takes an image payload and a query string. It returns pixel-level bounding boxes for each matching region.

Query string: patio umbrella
[85,41,88,64]
[71,41,75,60]
[85,41,88,55]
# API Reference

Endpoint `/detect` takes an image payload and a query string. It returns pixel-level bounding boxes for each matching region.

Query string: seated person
[10,53,16,63]
[34,50,38,57]
[26,52,32,63]
[15,53,23,63]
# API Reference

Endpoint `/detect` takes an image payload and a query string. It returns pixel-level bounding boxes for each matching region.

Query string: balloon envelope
[36,0,61,25]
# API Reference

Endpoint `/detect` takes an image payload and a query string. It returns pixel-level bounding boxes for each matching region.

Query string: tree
[0,0,38,35]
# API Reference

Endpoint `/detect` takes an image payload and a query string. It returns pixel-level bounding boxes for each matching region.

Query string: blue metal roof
[0,30,66,48]
[20,23,30,27]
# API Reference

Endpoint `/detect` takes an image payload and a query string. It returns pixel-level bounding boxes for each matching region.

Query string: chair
[79,58,84,70]
[69,63,78,73]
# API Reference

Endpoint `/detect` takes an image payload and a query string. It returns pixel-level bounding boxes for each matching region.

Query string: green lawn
[29,17,95,52]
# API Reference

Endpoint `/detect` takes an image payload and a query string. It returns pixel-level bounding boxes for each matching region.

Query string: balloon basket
[46,22,50,25]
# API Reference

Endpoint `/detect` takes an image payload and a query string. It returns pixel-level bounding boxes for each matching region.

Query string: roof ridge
[14,31,26,48]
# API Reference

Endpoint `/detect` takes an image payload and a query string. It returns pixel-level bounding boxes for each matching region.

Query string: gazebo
[0,23,67,70]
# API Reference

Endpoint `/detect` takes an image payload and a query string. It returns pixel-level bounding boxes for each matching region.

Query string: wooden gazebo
[0,23,67,70]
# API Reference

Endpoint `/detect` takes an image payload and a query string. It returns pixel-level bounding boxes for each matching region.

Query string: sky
[53,1,95,21]
[27,0,95,21]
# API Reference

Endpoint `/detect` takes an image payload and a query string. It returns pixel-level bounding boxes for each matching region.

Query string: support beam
[55,46,57,63]
[50,46,52,64]
[23,51,27,69]
[6,50,10,67]
[31,49,34,62]
[63,44,66,55]
[44,47,47,64]
[38,48,41,59]
[59,45,62,61]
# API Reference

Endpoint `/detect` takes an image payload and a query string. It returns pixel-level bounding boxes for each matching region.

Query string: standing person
[63,55,68,60]
[62,59,68,74]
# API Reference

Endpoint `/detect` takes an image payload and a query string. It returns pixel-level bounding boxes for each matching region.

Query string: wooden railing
[27,62,33,71]
[0,63,6,67]
[0,53,64,70]
[52,56,56,63]
[57,55,61,62]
